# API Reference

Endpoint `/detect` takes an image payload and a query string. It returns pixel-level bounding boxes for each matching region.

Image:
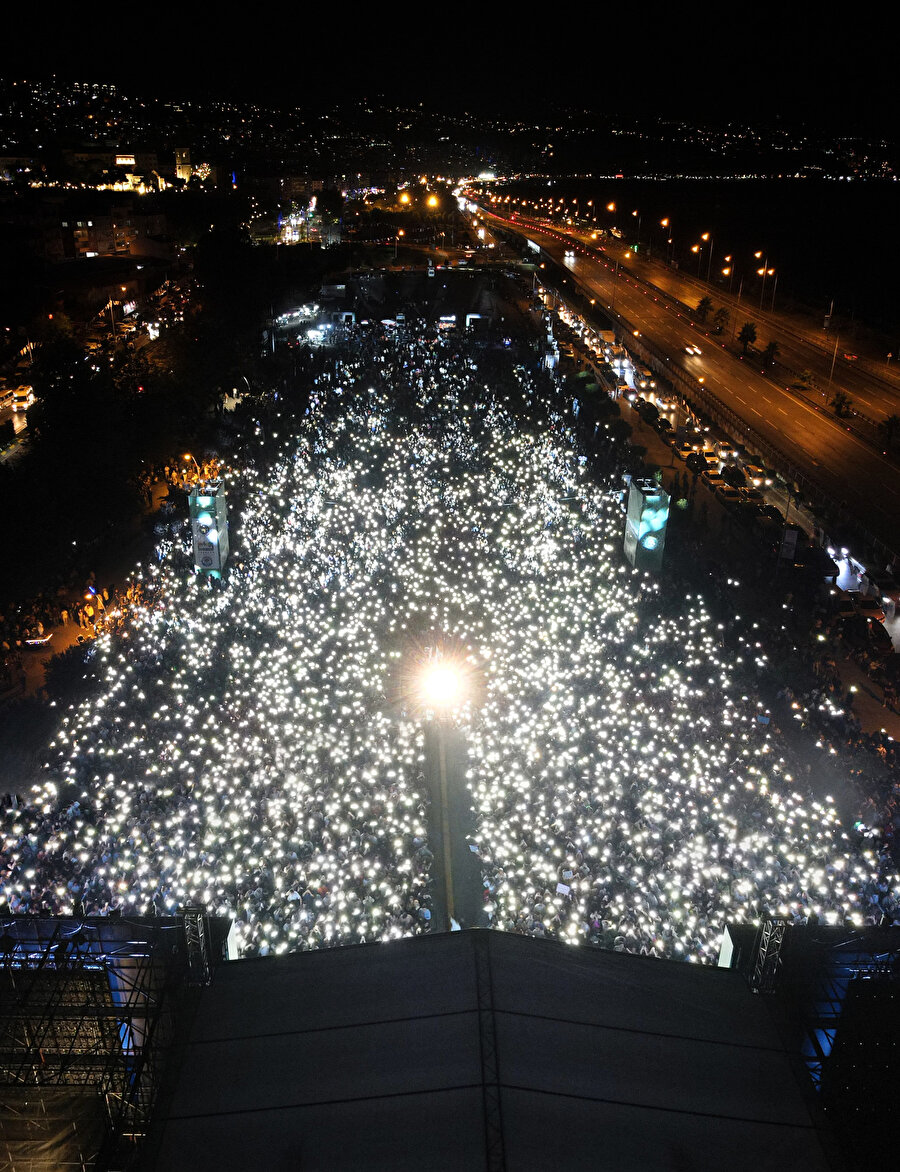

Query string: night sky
[5,11,896,133]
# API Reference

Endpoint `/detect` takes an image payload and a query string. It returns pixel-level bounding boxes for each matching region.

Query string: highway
[579,235,900,423]
[479,208,900,557]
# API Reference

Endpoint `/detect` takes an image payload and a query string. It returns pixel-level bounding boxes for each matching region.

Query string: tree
[712,306,730,335]
[878,414,900,447]
[606,417,632,444]
[762,340,780,366]
[695,295,713,323]
[737,321,757,355]
[829,390,853,418]
[796,369,815,390]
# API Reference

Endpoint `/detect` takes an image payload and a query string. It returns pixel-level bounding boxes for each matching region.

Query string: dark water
[498,178,900,338]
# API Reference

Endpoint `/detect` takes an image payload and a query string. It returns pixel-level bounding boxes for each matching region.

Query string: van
[13,386,35,412]
[0,387,15,411]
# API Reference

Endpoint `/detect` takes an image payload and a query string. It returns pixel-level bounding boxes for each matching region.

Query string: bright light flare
[421,664,462,708]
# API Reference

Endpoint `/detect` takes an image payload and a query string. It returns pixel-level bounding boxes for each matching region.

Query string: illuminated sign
[623,480,669,571]
[188,481,229,577]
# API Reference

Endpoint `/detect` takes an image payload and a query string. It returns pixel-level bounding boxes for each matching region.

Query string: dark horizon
[4,12,896,137]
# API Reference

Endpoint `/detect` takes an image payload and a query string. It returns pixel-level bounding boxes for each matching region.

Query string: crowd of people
[1,320,897,963]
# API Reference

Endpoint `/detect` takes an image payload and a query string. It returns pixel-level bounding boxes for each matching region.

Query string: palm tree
[695,295,713,323]
[762,340,780,366]
[737,321,757,355]
[829,390,852,418]
[712,307,730,335]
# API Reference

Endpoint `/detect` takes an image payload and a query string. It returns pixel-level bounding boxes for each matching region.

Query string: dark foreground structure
[4,920,898,1170]
[147,930,832,1171]
[0,913,233,1171]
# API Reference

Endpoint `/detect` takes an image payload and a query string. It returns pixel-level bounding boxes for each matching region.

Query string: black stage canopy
[147,930,832,1171]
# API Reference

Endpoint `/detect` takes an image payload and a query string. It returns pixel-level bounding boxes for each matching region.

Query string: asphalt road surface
[484,210,900,555]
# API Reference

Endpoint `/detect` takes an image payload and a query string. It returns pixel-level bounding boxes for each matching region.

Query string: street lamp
[183,453,201,483]
[754,252,774,310]
[722,255,735,295]
[418,655,466,932]
[421,663,462,709]
[701,233,713,282]
[660,218,673,264]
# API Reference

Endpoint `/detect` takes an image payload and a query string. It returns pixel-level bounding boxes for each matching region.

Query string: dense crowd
[1,321,897,962]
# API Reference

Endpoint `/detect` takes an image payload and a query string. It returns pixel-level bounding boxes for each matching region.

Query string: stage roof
[148,930,831,1171]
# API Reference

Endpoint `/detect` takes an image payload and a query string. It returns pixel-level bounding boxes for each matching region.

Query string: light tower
[623,479,670,571]
[188,479,229,578]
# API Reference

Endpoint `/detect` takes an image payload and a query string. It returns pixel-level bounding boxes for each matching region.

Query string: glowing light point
[421,664,461,708]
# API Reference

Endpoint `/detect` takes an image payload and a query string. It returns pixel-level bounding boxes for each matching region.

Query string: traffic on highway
[475,202,900,560]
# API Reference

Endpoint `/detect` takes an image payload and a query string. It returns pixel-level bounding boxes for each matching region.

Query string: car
[854,594,887,623]
[701,471,726,490]
[741,488,766,507]
[832,591,887,623]
[843,352,858,362]
[760,504,784,524]
[714,440,738,460]
[721,464,748,490]
[673,440,693,460]
[734,500,766,524]
[861,570,900,607]
[684,343,702,356]
[715,484,744,506]
[654,417,673,434]
[12,386,34,412]
[743,464,773,488]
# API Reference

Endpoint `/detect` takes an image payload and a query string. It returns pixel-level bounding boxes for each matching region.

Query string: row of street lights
[486,193,778,310]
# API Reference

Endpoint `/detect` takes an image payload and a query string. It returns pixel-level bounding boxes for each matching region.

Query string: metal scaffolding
[0,914,224,1171]
[748,917,788,993]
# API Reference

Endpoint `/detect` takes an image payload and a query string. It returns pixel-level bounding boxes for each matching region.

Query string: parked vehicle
[862,570,900,607]
[715,484,744,506]
[832,591,887,624]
